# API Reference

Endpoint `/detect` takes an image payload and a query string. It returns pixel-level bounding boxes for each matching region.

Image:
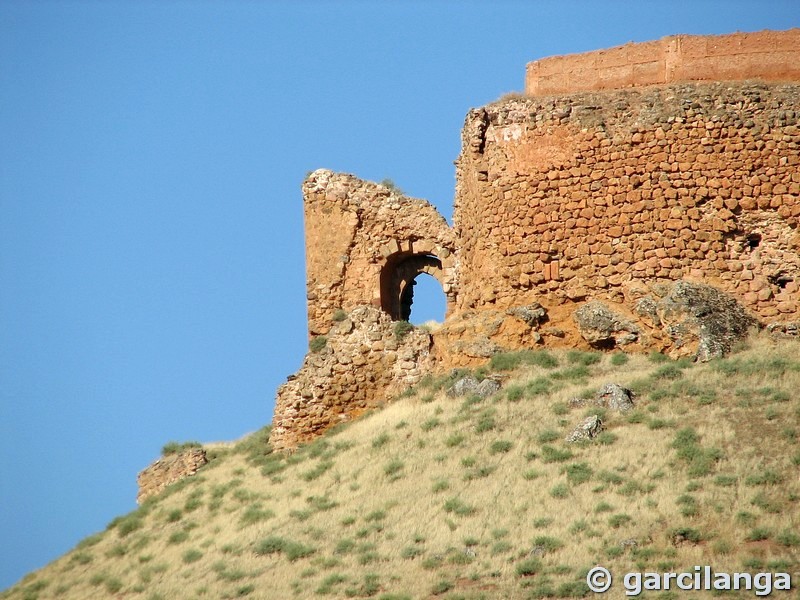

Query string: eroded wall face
[302,170,457,337]
[270,172,457,451]
[455,82,800,322]
[525,29,800,96]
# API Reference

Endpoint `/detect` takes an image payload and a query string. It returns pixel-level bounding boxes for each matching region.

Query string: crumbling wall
[454,81,800,341]
[269,172,458,451]
[269,31,800,451]
[303,170,457,337]
[136,448,207,504]
[270,306,434,451]
[526,29,800,96]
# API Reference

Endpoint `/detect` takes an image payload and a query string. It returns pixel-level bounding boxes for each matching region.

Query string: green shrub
[536,429,560,444]
[595,431,618,445]
[654,364,683,380]
[420,418,440,432]
[182,549,203,563]
[394,321,414,340]
[444,433,465,447]
[432,479,449,493]
[167,531,189,544]
[532,517,553,528]
[610,353,629,366]
[475,413,496,432]
[522,469,542,481]
[115,514,144,537]
[594,501,613,513]
[670,527,703,543]
[239,504,275,526]
[566,350,602,366]
[714,474,737,487]
[332,309,347,322]
[431,580,453,595]
[551,365,590,381]
[253,536,315,561]
[541,445,573,463]
[532,535,563,553]
[506,385,525,402]
[443,497,476,516]
[400,546,423,559]
[516,557,543,576]
[380,178,403,194]
[300,460,333,481]
[608,513,632,529]
[671,428,722,476]
[309,336,327,353]
[161,440,202,455]
[564,462,593,485]
[746,528,771,541]
[527,377,554,397]
[648,352,670,363]
[490,440,513,454]
[372,433,391,449]
[550,483,570,498]
[745,470,783,486]
[777,529,800,547]
[384,459,404,478]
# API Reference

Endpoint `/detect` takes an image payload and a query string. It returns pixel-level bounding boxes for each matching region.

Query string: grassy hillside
[4,334,800,600]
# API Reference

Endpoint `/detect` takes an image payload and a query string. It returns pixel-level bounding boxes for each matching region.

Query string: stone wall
[526,29,800,96]
[302,170,457,337]
[268,31,800,451]
[454,81,800,330]
[270,306,434,451]
[136,448,207,504]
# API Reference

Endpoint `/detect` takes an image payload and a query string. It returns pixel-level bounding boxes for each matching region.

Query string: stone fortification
[270,306,434,451]
[136,448,207,504]
[267,29,800,451]
[526,29,800,96]
[454,81,800,331]
[302,170,457,338]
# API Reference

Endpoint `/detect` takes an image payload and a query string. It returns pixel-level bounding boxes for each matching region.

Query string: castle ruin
[269,29,800,451]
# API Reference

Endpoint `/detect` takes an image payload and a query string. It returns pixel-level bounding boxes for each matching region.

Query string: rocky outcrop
[136,448,207,504]
[566,415,603,443]
[573,301,640,348]
[568,383,635,412]
[446,376,501,399]
[269,32,799,451]
[270,306,434,451]
[637,281,759,361]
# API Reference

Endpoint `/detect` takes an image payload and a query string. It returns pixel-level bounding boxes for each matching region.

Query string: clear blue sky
[1,0,797,589]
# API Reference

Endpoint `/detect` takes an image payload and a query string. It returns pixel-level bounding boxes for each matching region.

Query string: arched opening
[380,252,447,323]
[403,273,447,324]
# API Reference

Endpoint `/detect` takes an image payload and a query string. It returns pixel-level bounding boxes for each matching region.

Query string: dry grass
[4,332,800,599]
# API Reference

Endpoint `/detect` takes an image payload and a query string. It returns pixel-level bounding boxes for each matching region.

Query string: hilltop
[3,332,799,599]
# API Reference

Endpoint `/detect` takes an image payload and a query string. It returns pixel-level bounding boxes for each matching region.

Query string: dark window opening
[768,272,793,289]
[746,233,762,249]
[590,337,617,351]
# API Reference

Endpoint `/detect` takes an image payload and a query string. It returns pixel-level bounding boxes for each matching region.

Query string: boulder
[446,376,500,398]
[573,301,639,348]
[565,415,603,443]
[642,281,759,361]
[568,383,634,412]
[595,383,635,412]
[507,303,547,327]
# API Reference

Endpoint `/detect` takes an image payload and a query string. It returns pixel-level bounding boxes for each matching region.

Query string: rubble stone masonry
[269,29,800,452]
[455,81,800,322]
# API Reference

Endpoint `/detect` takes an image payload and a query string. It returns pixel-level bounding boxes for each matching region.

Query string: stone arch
[380,252,450,321]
